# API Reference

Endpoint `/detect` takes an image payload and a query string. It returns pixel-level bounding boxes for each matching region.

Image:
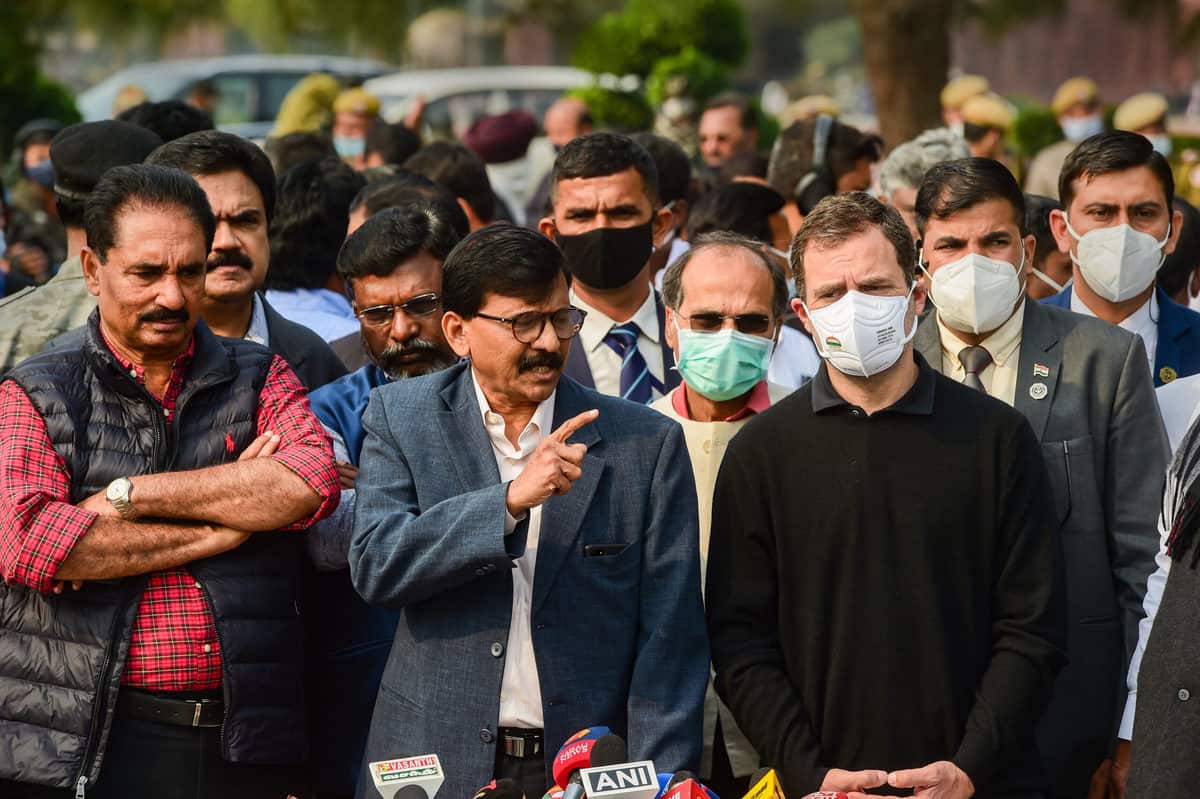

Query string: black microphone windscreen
[488,778,526,799]
[396,785,430,799]
[589,734,628,767]
[666,771,700,791]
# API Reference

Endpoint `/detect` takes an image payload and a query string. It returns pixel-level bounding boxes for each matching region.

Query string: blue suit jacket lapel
[654,291,681,391]
[1155,287,1187,387]
[564,335,595,388]
[437,363,502,491]
[533,376,603,615]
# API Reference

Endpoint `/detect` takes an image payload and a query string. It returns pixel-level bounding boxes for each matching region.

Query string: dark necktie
[958,345,993,393]
[603,322,654,403]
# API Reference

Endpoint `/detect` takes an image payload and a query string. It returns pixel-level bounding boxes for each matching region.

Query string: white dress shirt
[244,293,271,346]
[1121,374,1200,738]
[472,371,556,729]
[571,288,667,400]
[1120,471,1175,739]
[767,326,820,389]
[1072,289,1158,372]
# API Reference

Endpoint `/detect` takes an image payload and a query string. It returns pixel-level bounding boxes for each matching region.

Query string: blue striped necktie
[603,322,654,403]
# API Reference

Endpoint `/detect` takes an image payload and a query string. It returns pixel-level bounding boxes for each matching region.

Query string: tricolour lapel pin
[1033,363,1049,378]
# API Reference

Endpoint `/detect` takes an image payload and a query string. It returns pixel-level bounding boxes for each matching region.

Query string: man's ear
[538,215,557,241]
[441,311,472,359]
[1166,207,1185,256]
[1023,234,1037,278]
[457,198,485,232]
[1048,208,1073,255]
[652,204,673,249]
[664,307,679,352]
[81,246,103,298]
[791,297,816,339]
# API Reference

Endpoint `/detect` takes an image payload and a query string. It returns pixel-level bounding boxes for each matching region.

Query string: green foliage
[567,86,654,133]
[1,2,80,154]
[1009,102,1060,160]
[644,47,729,108]
[572,0,748,77]
[0,70,82,155]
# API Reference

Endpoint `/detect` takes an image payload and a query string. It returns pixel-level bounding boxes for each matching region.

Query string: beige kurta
[651,382,794,779]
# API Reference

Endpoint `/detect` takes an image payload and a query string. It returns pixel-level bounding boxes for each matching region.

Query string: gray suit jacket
[916,300,1167,797]
[349,362,708,799]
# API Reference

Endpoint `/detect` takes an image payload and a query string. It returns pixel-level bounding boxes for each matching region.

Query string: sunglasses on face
[354,292,442,327]
[678,312,773,335]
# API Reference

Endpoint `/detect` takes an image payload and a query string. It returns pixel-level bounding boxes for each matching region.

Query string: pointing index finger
[550,409,599,443]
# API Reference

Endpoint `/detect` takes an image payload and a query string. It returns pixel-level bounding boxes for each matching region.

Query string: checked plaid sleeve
[0,380,100,594]
[257,355,339,529]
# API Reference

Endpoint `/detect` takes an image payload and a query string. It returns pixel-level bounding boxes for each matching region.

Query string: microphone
[742,769,785,799]
[556,729,628,799]
[579,760,659,799]
[367,753,446,799]
[474,779,527,799]
[658,778,709,799]
[552,727,618,789]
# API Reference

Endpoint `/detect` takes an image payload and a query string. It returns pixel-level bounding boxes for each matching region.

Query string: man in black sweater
[706,192,1067,799]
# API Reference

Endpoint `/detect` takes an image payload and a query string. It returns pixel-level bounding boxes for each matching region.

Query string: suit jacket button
[490,642,504,657]
[1180,688,1191,702]
[480,728,495,743]
[475,567,486,576]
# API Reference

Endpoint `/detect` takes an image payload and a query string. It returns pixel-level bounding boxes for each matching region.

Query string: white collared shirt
[472,370,556,729]
[243,293,271,347]
[1072,289,1158,372]
[571,288,666,400]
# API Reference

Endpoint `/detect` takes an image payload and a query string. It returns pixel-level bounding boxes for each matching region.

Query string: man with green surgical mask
[652,231,792,799]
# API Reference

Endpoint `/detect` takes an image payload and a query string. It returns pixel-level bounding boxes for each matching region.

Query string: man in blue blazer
[350,225,708,799]
[1042,130,1200,388]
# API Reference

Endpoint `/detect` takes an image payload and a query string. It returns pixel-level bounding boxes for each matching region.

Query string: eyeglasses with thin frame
[677,311,774,335]
[475,306,587,343]
[354,292,442,328]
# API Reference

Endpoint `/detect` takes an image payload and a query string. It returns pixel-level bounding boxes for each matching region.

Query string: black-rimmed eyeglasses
[475,307,587,343]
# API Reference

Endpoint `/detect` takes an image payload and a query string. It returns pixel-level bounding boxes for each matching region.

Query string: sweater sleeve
[953,418,1068,788]
[706,443,829,794]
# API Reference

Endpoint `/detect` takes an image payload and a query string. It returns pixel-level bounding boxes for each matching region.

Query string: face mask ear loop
[917,250,946,316]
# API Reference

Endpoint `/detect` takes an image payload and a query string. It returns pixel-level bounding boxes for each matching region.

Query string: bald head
[544,97,593,149]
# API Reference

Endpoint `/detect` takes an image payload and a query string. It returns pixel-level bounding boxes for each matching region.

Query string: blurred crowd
[4,62,1200,799]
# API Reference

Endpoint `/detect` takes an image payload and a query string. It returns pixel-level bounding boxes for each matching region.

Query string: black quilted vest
[0,312,308,792]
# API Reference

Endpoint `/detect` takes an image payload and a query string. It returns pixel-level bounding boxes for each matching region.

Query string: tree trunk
[851,0,955,150]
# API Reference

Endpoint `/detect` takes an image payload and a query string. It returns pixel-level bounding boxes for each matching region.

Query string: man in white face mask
[1045,129,1198,388]
[911,157,1167,799]
[707,191,1067,799]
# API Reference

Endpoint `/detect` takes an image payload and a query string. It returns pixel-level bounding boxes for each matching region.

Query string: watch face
[107,478,129,503]
[106,482,121,501]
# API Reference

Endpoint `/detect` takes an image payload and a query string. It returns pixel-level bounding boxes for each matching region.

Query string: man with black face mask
[538,132,680,403]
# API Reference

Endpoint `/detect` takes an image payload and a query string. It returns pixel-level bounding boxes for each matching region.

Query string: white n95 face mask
[921,249,1025,335]
[802,285,916,378]
[1065,215,1170,303]
[1032,266,1071,294]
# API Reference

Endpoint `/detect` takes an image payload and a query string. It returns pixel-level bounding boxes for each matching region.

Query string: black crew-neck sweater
[705,356,1067,797]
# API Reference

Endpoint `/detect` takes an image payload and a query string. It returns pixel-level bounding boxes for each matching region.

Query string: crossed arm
[0,359,338,590]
